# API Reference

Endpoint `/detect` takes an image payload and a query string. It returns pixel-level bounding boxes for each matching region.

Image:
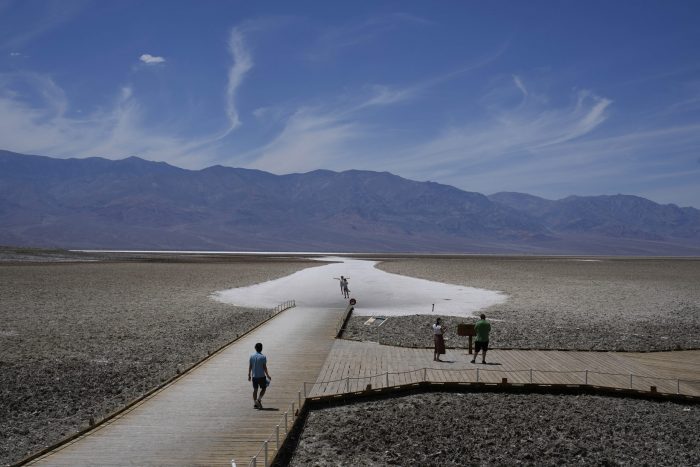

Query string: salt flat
[213,256,506,317]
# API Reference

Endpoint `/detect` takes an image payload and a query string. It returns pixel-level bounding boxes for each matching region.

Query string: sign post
[457,323,476,354]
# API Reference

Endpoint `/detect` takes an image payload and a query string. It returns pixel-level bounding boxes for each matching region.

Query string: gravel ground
[0,258,316,466]
[342,257,700,351]
[290,391,700,466]
[4,255,699,465]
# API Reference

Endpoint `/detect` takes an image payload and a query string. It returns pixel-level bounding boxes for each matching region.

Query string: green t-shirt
[475,319,491,342]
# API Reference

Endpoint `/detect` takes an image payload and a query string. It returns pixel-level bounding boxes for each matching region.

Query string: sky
[1,0,699,207]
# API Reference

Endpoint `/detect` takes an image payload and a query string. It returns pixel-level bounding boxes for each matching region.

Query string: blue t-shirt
[250,352,267,378]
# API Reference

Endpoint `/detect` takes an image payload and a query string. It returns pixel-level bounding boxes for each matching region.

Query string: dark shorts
[475,340,489,352]
[252,377,268,390]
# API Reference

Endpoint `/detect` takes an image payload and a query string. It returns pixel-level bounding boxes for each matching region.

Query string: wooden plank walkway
[309,341,700,397]
[28,305,346,467]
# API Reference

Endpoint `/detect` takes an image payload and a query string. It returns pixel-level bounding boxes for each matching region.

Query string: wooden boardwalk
[24,311,699,466]
[309,340,700,397]
[28,305,346,467]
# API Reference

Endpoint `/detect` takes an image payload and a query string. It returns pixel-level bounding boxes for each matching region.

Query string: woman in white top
[433,318,446,361]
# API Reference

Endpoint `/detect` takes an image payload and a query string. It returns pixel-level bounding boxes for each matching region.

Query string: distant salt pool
[213,257,507,318]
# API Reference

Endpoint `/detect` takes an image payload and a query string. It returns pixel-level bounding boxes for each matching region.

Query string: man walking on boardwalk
[248,342,272,409]
[471,314,491,364]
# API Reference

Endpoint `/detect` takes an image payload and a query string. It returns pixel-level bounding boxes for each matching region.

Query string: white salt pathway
[214,256,507,317]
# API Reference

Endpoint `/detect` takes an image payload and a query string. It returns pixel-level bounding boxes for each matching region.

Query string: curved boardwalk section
[310,340,700,397]
[28,305,346,467]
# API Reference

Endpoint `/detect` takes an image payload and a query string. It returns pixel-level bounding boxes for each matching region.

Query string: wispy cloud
[0,18,263,169]
[244,72,613,179]
[513,75,528,97]
[374,75,700,206]
[243,46,509,173]
[243,82,422,173]
[246,107,360,173]
[224,27,253,134]
[385,79,613,180]
[0,71,222,168]
[309,13,432,60]
[0,0,87,51]
[139,53,165,64]
[0,23,261,168]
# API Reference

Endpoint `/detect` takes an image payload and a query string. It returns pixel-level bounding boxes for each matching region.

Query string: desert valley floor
[1,253,699,465]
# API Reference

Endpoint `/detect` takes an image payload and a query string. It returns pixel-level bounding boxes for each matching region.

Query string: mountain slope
[489,192,700,241]
[1,150,699,254]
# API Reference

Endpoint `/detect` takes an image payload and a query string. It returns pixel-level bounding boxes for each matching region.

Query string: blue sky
[1,1,699,207]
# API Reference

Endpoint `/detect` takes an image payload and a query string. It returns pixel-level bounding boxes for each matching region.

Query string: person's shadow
[257,407,280,411]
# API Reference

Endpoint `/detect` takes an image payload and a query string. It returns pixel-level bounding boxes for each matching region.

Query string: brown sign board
[457,323,475,336]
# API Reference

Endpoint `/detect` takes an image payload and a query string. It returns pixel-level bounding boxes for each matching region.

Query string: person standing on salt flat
[342,277,350,298]
[334,275,351,298]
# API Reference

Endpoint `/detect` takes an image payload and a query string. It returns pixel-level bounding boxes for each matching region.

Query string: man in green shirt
[471,313,491,364]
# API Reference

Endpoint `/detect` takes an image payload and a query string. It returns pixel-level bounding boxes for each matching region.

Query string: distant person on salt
[334,276,351,298]
[433,318,446,361]
[342,278,350,298]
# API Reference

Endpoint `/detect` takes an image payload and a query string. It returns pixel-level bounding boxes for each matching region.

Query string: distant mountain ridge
[489,192,700,241]
[1,150,699,255]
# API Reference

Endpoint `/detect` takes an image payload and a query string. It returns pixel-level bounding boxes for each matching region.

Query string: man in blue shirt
[248,342,272,409]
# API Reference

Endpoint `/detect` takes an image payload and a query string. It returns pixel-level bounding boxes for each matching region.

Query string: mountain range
[1,150,698,255]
